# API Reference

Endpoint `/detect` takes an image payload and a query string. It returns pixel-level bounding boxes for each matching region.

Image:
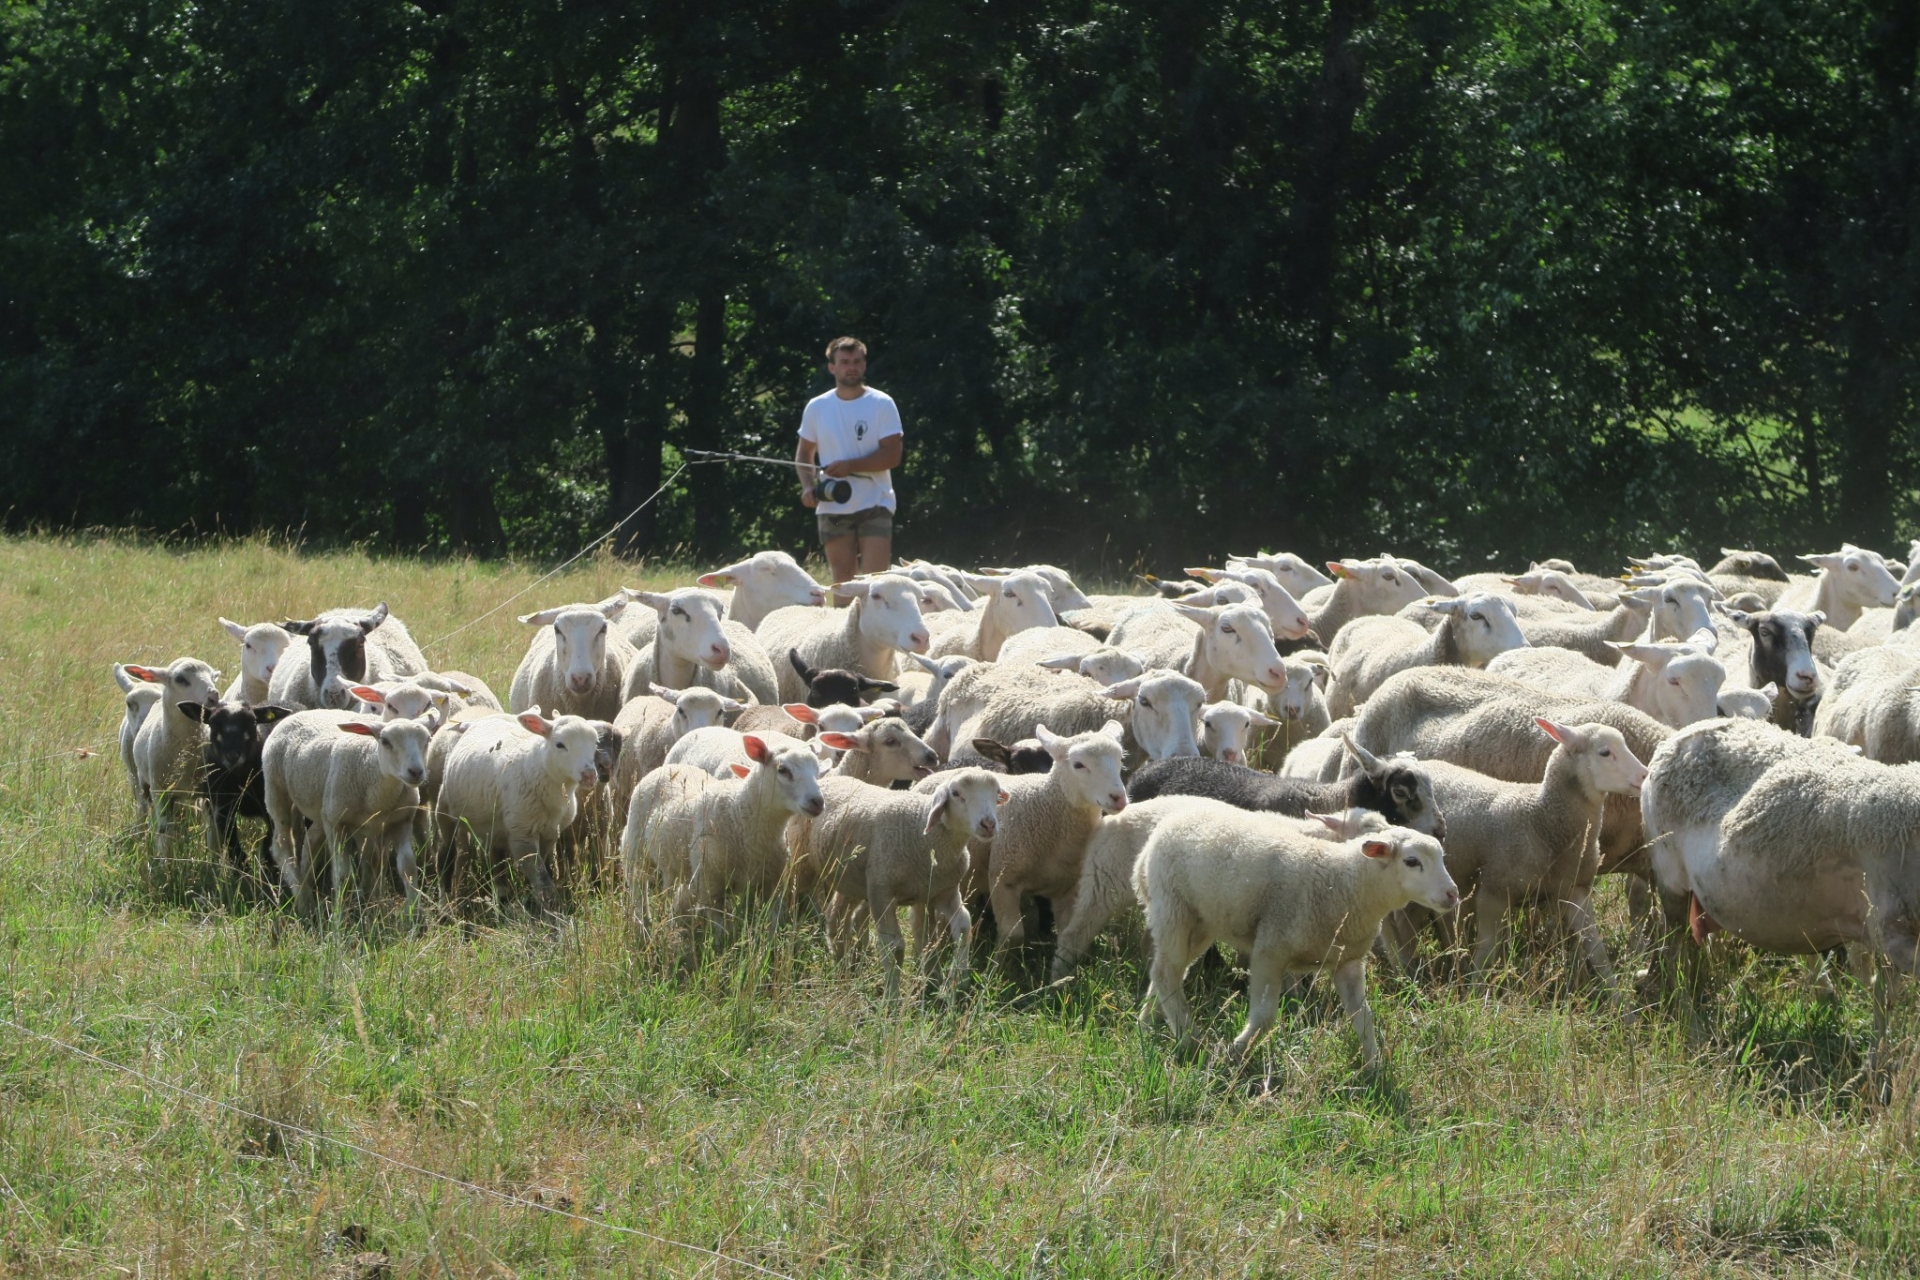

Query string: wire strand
[2,1015,796,1279]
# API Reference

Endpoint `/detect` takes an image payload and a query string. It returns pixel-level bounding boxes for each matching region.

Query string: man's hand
[823,460,856,479]
[800,486,819,508]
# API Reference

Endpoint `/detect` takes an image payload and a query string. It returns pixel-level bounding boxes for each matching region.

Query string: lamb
[1327,594,1528,717]
[898,560,981,608]
[923,662,1206,763]
[1134,814,1457,1066]
[696,551,827,631]
[1246,655,1333,769]
[1708,548,1791,582]
[433,710,603,917]
[113,664,164,802]
[1224,551,1333,599]
[621,588,780,706]
[818,717,940,784]
[927,721,1129,955]
[923,570,1058,660]
[349,679,459,725]
[757,575,932,702]
[1624,579,1718,642]
[218,619,294,703]
[126,658,224,854]
[1105,600,1292,699]
[1776,544,1901,631]
[612,686,747,799]
[787,650,898,708]
[1416,720,1646,991]
[665,734,828,939]
[1516,597,1655,663]
[1494,566,1599,609]
[268,603,428,711]
[1486,635,1726,727]
[1301,557,1431,637]
[1715,683,1781,721]
[1198,701,1280,766]
[261,709,430,915]
[785,769,1007,997]
[184,699,294,877]
[1127,736,1447,836]
[892,653,977,729]
[1009,627,1149,686]
[507,595,636,722]
[1348,667,1670,877]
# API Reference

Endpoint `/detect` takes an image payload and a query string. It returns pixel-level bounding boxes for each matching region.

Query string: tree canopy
[4,0,1916,571]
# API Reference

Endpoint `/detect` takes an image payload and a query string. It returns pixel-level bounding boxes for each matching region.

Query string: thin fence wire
[1,1014,796,1279]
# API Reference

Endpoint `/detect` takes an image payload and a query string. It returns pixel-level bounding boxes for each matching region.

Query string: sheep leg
[873,900,906,1002]
[1467,896,1510,991]
[1561,887,1619,1003]
[1332,958,1381,1070]
[327,825,355,919]
[988,879,1026,956]
[933,886,973,996]
[392,818,424,907]
[1143,910,1206,1044]
[908,904,929,958]
[1229,950,1286,1061]
[1050,864,1121,981]
[512,835,556,919]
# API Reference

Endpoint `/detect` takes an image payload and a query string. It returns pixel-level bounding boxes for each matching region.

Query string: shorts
[817,506,894,543]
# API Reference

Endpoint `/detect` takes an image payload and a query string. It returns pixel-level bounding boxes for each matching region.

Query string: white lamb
[1199,700,1280,766]
[1486,634,1727,728]
[268,603,429,711]
[126,658,223,852]
[261,709,430,915]
[697,550,828,631]
[112,664,165,802]
[1776,544,1901,631]
[757,575,932,702]
[218,618,294,703]
[434,710,603,917]
[1182,566,1314,638]
[621,588,779,705]
[816,717,940,784]
[1224,551,1333,600]
[508,595,636,722]
[1327,594,1528,717]
[1134,812,1457,1066]
[976,563,1096,613]
[923,570,1058,660]
[786,769,1007,997]
[924,663,1206,764]
[611,685,746,799]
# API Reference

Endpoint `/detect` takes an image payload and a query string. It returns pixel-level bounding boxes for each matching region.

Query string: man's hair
[825,336,867,361]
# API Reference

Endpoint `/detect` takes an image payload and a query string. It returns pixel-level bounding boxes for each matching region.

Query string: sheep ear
[1183,567,1221,582]
[921,789,952,835]
[1327,560,1356,580]
[1169,603,1217,628]
[1100,719,1126,744]
[788,649,819,684]
[1534,717,1581,746]
[833,581,874,601]
[339,721,379,738]
[971,739,1013,767]
[349,684,385,704]
[907,652,940,674]
[817,731,860,751]
[1428,597,1465,615]
[1248,709,1281,728]
[649,684,682,704]
[1341,732,1385,778]
[1101,678,1143,700]
[518,607,564,626]
[742,734,771,763]
[1800,552,1846,571]
[359,603,389,634]
[219,617,248,641]
[282,617,315,635]
[729,764,752,778]
[112,664,136,691]
[856,676,899,695]
[854,706,886,724]
[783,704,819,723]
[1035,654,1084,671]
[1306,810,1346,836]
[123,665,163,683]
[697,570,741,588]
[1034,724,1068,759]
[177,702,213,723]
[254,704,295,724]
[1809,611,1827,628]
[517,712,554,738]
[597,598,627,619]
[1360,839,1393,860]
[997,787,1012,804]
[626,590,673,616]
[1756,681,1780,700]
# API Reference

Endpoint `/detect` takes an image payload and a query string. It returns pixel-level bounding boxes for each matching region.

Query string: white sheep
[112,663,164,802]
[1245,654,1333,769]
[1302,556,1431,637]
[1776,544,1901,631]
[890,652,978,713]
[1277,718,1353,782]
[1105,600,1290,700]
[786,769,1007,997]
[261,709,430,915]
[1181,566,1314,639]
[757,575,932,702]
[1134,812,1457,1066]
[508,595,635,722]
[218,618,294,703]
[924,662,1204,764]
[976,563,1096,613]
[817,717,940,784]
[1199,700,1280,767]
[1622,579,1719,642]
[434,709,603,916]
[923,570,1058,661]
[1224,551,1333,600]
[1486,633,1727,728]
[126,658,223,851]
[621,588,779,705]
[1516,596,1655,664]
[611,685,746,800]
[1328,594,1529,718]
[1418,719,1647,991]
[697,550,828,631]
[268,602,428,711]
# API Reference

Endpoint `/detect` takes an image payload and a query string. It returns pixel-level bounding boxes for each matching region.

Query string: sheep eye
[778,766,792,779]
[1072,761,1087,771]
[1139,698,1152,710]
[1469,612,1484,623]
[556,742,567,750]
[1220,625,1235,636]
[1600,748,1613,757]
[671,606,688,619]
[1403,857,1422,869]
[1003,590,1016,599]
[175,674,188,685]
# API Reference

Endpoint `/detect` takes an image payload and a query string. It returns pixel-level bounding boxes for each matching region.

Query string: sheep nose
[1285,706,1301,721]
[1222,749,1242,765]
[708,643,732,666]
[1264,667,1286,689]
[568,673,594,693]
[909,632,931,654]
[1107,792,1127,813]
[805,796,825,817]
[809,590,827,606]
[405,767,425,785]
[977,818,997,839]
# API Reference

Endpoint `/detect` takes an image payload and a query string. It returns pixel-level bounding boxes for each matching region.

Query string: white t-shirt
[798,386,902,514]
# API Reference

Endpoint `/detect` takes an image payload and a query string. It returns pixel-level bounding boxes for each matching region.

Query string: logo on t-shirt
[855,420,868,442]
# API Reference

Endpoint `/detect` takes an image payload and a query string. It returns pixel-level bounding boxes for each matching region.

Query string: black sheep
[184,700,294,879]
[1722,606,1823,735]
[1126,738,1445,837]
[787,649,897,709]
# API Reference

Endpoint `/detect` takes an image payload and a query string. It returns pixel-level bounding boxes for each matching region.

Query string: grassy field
[3,533,1919,1277]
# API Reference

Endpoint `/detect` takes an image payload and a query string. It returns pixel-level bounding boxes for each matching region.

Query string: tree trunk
[688,287,728,555]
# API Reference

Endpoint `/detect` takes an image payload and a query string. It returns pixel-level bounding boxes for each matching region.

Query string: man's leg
[857,534,892,577]
[823,535,859,587]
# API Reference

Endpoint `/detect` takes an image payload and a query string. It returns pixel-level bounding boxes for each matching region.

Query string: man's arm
[795,437,820,508]
[822,433,904,478]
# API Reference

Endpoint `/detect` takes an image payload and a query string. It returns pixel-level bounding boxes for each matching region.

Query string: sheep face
[701,551,827,613]
[1727,608,1823,700]
[1547,720,1648,795]
[1227,552,1332,599]
[350,681,448,725]
[181,700,293,772]
[1272,658,1330,722]
[1172,602,1287,693]
[1502,568,1594,609]
[821,719,940,782]
[1198,701,1278,767]
[966,570,1059,636]
[220,619,293,689]
[284,604,389,709]
[338,716,431,787]
[743,734,826,817]
[654,685,739,738]
[514,711,603,791]
[837,575,931,656]
[1326,557,1430,617]
[923,769,1008,840]
[1036,721,1129,815]
[126,658,223,716]
[1363,829,1459,914]
[1624,580,1717,642]
[1711,548,1790,582]
[633,589,730,671]
[1802,544,1900,612]
[1343,736,1446,839]
[1081,647,1147,686]
[520,600,625,695]
[1611,642,1724,727]
[982,564,1093,614]
[1102,670,1206,761]
[789,650,898,707]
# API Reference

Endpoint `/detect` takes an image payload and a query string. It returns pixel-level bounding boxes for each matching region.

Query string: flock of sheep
[111,540,1920,1066]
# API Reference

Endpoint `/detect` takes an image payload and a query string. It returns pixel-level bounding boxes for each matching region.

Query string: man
[795,335,903,586]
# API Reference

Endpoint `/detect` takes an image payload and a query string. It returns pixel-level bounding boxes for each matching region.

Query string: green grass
[3,532,1920,1276]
